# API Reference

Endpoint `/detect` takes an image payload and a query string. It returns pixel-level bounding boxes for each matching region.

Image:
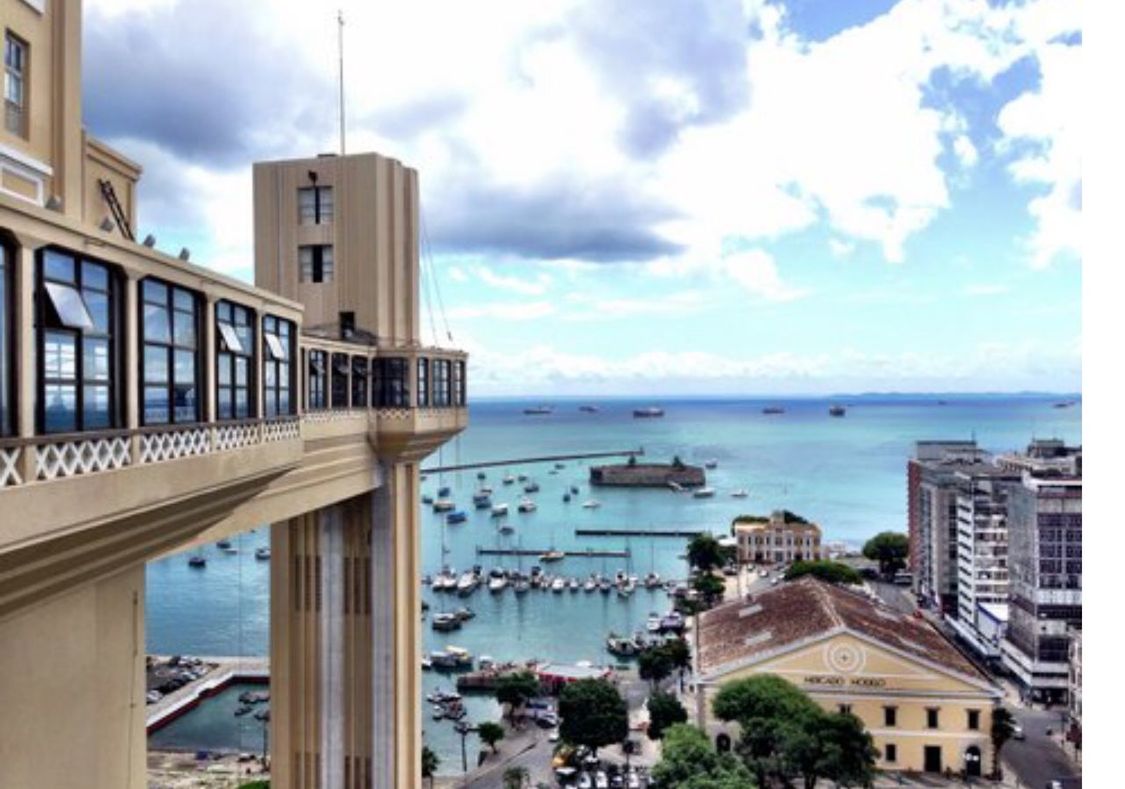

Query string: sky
[82,0,1081,397]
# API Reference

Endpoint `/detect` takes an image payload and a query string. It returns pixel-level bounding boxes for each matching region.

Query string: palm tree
[503,765,529,788]
[990,707,1017,779]
[421,745,439,788]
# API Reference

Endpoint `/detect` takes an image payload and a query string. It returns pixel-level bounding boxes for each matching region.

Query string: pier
[575,527,709,537]
[145,655,270,734]
[421,448,643,474]
[475,546,631,558]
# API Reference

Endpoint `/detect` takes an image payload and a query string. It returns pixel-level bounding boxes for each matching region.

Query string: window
[885,744,897,763]
[351,356,368,408]
[298,245,334,283]
[416,358,429,407]
[1,245,10,436]
[432,358,450,407]
[215,300,254,420]
[926,708,940,730]
[967,709,980,731]
[454,359,466,406]
[884,706,897,727]
[339,311,355,338]
[298,186,334,225]
[373,357,408,407]
[141,279,199,425]
[5,33,27,136]
[838,704,852,715]
[331,353,349,408]
[262,315,294,417]
[37,249,118,432]
[307,350,327,409]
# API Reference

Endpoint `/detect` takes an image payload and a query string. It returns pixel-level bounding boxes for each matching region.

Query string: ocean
[145,394,1081,771]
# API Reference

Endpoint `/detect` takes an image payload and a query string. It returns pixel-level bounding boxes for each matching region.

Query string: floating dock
[575,528,707,537]
[475,547,630,558]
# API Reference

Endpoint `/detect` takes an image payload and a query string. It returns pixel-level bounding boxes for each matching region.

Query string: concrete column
[15,244,37,482]
[254,311,265,419]
[370,473,396,788]
[318,505,345,788]
[203,293,217,422]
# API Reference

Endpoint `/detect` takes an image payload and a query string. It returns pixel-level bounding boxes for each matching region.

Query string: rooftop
[697,577,990,683]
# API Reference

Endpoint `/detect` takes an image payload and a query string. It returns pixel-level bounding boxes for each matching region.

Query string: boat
[480,485,494,495]
[446,511,467,525]
[606,632,641,657]
[584,576,598,593]
[570,486,580,495]
[578,405,600,413]
[421,494,434,504]
[523,481,540,493]
[659,611,685,632]
[829,405,846,417]
[421,656,433,670]
[617,579,635,598]
[430,646,473,670]
[473,492,492,509]
[523,406,553,415]
[761,406,785,415]
[490,503,509,518]
[488,570,508,594]
[730,489,749,498]
[518,498,537,513]
[431,612,462,632]
[254,708,270,722]
[433,499,456,513]
[502,474,516,485]
[456,572,479,596]
[433,570,458,592]
[554,462,565,469]
[513,576,530,594]
[453,607,475,621]
[599,578,613,594]
[562,493,571,503]
[216,539,232,550]
[438,486,452,498]
[633,407,664,418]
[692,487,715,499]
[704,459,718,469]
[643,572,662,589]
[647,613,662,633]
[517,473,528,482]
[498,524,515,534]
[551,577,567,593]
[569,577,580,592]
[188,554,206,568]
[582,499,601,509]
[539,550,565,563]
[476,472,486,480]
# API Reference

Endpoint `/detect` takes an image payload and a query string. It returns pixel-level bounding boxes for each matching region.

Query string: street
[1003,705,1081,789]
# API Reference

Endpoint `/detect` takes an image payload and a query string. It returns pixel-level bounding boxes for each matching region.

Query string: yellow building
[697,577,1002,778]
[732,510,822,564]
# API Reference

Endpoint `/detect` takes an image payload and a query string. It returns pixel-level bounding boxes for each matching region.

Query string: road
[1003,706,1081,789]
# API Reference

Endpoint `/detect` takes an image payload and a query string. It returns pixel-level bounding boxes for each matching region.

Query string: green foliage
[503,765,529,789]
[651,724,755,789]
[672,455,686,470]
[558,679,629,754]
[238,782,270,789]
[638,646,674,687]
[713,676,876,788]
[784,560,862,585]
[779,509,809,524]
[687,534,726,572]
[862,531,909,575]
[421,745,439,784]
[647,691,688,740]
[495,671,540,718]
[478,721,506,754]
[991,706,1017,776]
[662,638,691,670]
[692,572,726,607]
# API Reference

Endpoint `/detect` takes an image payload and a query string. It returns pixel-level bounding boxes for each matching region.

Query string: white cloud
[720,250,808,302]
[446,301,556,321]
[474,266,553,296]
[964,283,1009,297]
[828,238,856,258]
[563,291,707,321]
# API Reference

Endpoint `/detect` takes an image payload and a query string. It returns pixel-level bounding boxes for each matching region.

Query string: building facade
[697,578,1002,777]
[1067,625,1081,748]
[732,510,821,564]
[1001,474,1082,703]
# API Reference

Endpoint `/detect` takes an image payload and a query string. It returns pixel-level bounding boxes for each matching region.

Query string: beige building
[732,510,822,564]
[697,578,1002,777]
[0,3,465,788]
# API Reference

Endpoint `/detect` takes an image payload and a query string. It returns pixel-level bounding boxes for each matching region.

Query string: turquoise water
[145,394,1080,771]
[148,682,270,754]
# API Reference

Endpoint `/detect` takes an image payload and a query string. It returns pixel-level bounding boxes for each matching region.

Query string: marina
[475,546,631,558]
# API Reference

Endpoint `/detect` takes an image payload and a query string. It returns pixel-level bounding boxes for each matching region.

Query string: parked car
[595,771,609,789]
[1013,724,1025,740]
[549,729,560,743]
[626,770,641,789]
[577,773,593,789]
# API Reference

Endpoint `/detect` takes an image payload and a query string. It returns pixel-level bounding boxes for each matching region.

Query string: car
[610,774,624,788]
[758,569,768,578]
[1046,782,1063,789]
[626,771,641,789]
[549,729,560,743]
[145,690,162,704]
[1012,724,1025,740]
[577,773,593,789]
[595,771,609,789]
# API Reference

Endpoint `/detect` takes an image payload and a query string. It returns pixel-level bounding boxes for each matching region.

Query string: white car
[548,729,560,743]
[577,773,594,789]
[595,771,609,789]
[627,771,641,789]
[1012,724,1025,740]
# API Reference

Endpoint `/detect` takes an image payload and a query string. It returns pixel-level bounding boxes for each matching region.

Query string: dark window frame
[0,243,11,436]
[307,349,327,410]
[926,707,940,730]
[298,185,334,225]
[885,743,897,763]
[432,358,450,407]
[36,248,121,434]
[331,353,349,408]
[214,300,255,421]
[374,357,408,408]
[416,357,429,407]
[298,244,334,283]
[5,31,28,138]
[966,709,980,731]
[884,706,897,727]
[262,315,295,417]
[139,277,202,426]
[351,356,368,409]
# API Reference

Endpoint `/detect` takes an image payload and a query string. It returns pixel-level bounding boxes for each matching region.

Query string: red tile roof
[697,577,990,684]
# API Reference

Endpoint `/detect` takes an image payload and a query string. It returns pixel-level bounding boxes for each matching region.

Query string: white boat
[731,489,749,498]
[488,574,508,593]
[513,577,530,594]
[491,503,509,517]
[433,571,458,592]
[551,577,567,593]
[582,500,601,509]
[431,612,461,632]
[518,498,537,513]
[584,576,598,593]
[433,499,456,513]
[692,487,715,498]
[503,475,516,485]
[539,550,565,563]
[569,577,580,592]
[704,459,718,469]
[456,572,479,596]
[647,613,662,632]
[254,547,270,561]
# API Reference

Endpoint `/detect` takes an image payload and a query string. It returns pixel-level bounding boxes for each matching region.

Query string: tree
[862,532,909,577]
[638,647,674,689]
[503,765,529,789]
[785,709,877,789]
[558,679,629,756]
[651,724,754,789]
[692,572,726,607]
[478,721,506,755]
[687,534,725,573]
[421,745,439,788]
[990,707,1017,778]
[672,455,686,470]
[627,454,638,467]
[784,560,862,585]
[495,671,540,722]
[647,691,688,740]
[663,638,691,672]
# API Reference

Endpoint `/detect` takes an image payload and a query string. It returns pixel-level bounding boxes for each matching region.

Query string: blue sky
[83,0,1080,396]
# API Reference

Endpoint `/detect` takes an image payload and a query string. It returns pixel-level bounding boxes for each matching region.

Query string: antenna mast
[337,9,346,155]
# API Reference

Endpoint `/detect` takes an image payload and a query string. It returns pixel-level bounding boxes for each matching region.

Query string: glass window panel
[145,385,170,423]
[173,383,196,421]
[144,344,168,383]
[44,331,76,379]
[84,290,109,333]
[173,309,196,347]
[298,188,317,224]
[43,250,75,283]
[217,353,232,385]
[216,301,231,322]
[318,187,334,222]
[235,324,253,352]
[83,384,111,428]
[235,388,249,418]
[265,397,277,418]
[217,386,232,417]
[142,279,167,305]
[235,356,248,386]
[144,303,170,343]
[278,362,289,385]
[173,288,195,312]
[84,338,110,382]
[217,321,243,353]
[174,349,195,384]
[265,333,286,361]
[279,389,290,413]
[45,281,94,330]
[43,384,77,432]
[81,262,108,291]
[265,363,276,388]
